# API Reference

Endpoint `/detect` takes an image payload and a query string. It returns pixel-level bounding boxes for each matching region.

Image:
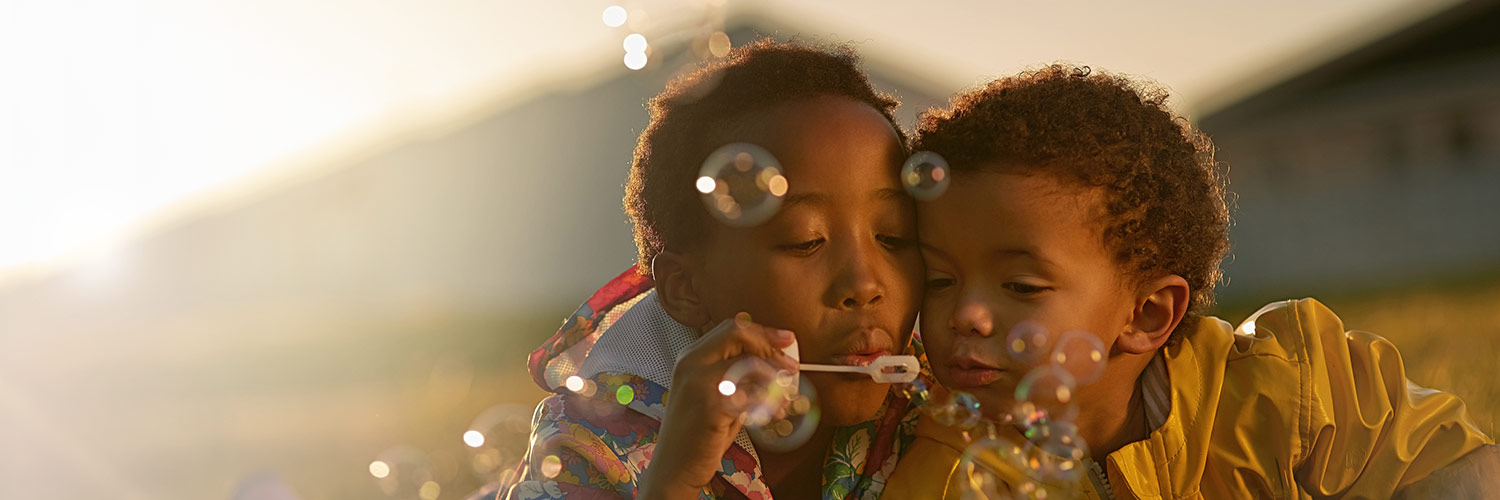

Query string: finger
[696,316,798,368]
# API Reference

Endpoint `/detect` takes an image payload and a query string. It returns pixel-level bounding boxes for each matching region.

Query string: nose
[948,294,993,337]
[829,241,886,310]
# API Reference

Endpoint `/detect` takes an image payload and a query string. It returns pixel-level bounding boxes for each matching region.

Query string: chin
[808,375,889,426]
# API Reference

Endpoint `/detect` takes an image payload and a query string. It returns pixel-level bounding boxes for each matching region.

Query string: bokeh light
[623,51,648,70]
[622,33,648,53]
[540,455,562,479]
[369,461,391,479]
[564,375,585,393]
[462,430,485,448]
[601,5,627,27]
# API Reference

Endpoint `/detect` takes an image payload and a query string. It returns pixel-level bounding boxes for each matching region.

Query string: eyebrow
[781,192,831,209]
[915,244,1058,269]
[991,248,1058,269]
[873,187,908,202]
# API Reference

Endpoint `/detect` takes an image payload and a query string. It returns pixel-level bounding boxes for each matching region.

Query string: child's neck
[758,425,834,500]
[1072,354,1155,463]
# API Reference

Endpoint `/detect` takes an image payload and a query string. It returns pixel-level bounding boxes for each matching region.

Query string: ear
[1116,274,1190,355]
[651,251,712,330]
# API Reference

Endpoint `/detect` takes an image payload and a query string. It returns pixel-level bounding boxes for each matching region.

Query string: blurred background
[1,0,1497,498]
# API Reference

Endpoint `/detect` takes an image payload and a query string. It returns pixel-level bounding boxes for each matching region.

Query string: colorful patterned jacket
[474,267,923,500]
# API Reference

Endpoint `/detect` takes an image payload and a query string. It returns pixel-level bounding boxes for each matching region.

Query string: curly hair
[624,38,906,274]
[913,64,1230,344]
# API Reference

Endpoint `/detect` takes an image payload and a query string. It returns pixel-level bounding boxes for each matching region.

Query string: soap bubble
[901,151,951,201]
[1022,421,1088,482]
[929,391,983,430]
[1014,365,1078,423]
[697,143,788,227]
[720,357,821,452]
[897,378,931,407]
[1006,321,1051,365]
[958,437,1028,500]
[1049,331,1107,384]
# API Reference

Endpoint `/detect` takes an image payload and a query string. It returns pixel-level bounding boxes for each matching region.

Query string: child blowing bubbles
[496,39,925,500]
[885,65,1498,498]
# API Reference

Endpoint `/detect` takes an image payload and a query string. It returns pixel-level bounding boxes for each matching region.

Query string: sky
[0,0,1457,285]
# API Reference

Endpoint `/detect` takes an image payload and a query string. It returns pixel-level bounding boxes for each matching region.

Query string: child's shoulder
[1192,297,1356,366]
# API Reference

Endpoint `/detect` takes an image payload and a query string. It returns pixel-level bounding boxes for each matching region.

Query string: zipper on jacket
[1087,459,1117,500]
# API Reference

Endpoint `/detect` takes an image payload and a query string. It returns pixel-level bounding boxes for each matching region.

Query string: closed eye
[781,237,825,255]
[1003,282,1049,295]
[877,234,915,251]
[926,277,955,291]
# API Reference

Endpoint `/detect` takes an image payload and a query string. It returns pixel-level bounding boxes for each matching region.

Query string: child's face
[918,171,1136,419]
[693,96,922,425]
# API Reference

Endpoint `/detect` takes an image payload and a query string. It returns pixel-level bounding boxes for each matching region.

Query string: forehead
[713,96,903,190]
[919,171,1110,263]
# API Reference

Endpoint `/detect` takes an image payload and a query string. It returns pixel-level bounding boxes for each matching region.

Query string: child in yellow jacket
[883,64,1497,499]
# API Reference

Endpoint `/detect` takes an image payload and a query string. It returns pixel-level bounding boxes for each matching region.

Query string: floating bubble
[1011,400,1048,430]
[901,151,951,201]
[1006,321,1052,365]
[1014,365,1078,423]
[1049,330,1107,384]
[601,5,627,27]
[697,143,787,227]
[958,437,1027,500]
[371,446,435,498]
[720,357,796,426]
[897,378,931,407]
[1022,421,1088,482]
[928,391,982,430]
[1010,479,1049,500]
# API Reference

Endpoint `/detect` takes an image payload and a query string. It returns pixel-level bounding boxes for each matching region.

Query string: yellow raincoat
[885,298,1493,499]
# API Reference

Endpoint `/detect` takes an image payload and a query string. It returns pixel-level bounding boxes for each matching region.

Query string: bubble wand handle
[798,355,920,383]
[797,363,867,374]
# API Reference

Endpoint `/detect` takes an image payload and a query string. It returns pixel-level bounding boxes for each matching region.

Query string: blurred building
[1202,0,1500,302]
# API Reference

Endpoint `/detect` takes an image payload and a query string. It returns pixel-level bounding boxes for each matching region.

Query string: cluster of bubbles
[719,356,822,452]
[691,145,952,452]
[697,144,953,225]
[896,322,1109,499]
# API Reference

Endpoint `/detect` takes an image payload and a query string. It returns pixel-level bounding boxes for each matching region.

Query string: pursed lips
[823,326,897,368]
